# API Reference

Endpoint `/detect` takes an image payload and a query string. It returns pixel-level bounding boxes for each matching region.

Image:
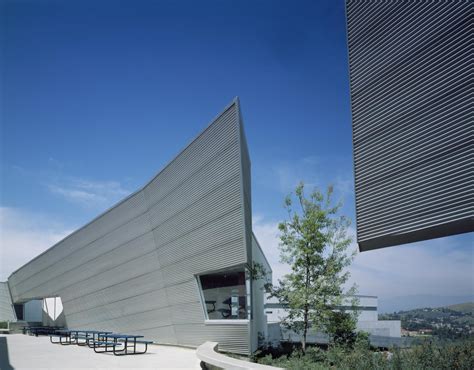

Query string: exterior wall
[42,297,67,327]
[7,99,255,354]
[356,296,378,321]
[251,233,272,352]
[24,300,42,322]
[265,295,401,339]
[346,0,473,251]
[0,282,16,321]
[238,104,253,265]
[357,320,401,338]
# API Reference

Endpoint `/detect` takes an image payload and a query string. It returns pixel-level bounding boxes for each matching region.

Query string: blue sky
[1,0,472,310]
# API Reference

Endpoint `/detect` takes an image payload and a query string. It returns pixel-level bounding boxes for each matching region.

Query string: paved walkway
[0,334,201,369]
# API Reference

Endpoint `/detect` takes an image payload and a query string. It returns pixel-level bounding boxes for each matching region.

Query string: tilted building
[4,99,272,354]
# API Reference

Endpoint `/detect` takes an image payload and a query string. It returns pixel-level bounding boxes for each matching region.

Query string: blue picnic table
[93,333,152,355]
[50,329,112,346]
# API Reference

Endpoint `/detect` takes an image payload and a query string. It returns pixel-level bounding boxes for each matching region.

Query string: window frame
[195,264,251,324]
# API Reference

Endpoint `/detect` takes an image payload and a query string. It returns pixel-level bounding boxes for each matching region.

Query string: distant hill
[447,302,474,315]
[379,302,473,340]
[378,294,474,313]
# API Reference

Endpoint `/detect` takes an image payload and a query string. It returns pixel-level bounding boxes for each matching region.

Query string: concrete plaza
[0,334,201,369]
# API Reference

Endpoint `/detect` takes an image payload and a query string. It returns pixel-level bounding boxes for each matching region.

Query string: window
[14,304,24,320]
[198,269,248,320]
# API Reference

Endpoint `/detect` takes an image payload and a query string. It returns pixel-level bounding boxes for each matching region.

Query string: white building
[265,295,401,346]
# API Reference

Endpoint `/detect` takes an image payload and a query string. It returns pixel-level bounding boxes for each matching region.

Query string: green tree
[271,182,357,354]
[326,310,358,346]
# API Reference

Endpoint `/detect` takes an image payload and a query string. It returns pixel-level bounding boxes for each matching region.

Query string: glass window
[14,304,24,320]
[198,269,248,320]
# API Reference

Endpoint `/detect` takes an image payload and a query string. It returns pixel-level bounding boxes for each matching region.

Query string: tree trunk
[302,257,310,354]
[302,311,308,354]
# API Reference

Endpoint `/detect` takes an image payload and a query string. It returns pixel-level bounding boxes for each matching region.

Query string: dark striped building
[346,0,473,251]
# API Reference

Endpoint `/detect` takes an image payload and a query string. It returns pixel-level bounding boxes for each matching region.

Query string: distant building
[265,295,401,346]
[345,0,473,251]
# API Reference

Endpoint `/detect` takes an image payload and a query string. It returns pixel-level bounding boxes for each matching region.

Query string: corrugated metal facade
[346,0,473,251]
[0,282,16,321]
[7,99,256,354]
[250,233,272,353]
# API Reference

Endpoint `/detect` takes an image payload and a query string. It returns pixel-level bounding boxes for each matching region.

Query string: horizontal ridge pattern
[346,0,474,250]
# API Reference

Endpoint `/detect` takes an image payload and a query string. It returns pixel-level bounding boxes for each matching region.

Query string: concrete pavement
[0,334,201,369]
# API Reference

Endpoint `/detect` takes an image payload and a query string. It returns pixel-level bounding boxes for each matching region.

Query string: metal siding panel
[346,0,474,250]
[156,209,243,268]
[238,103,254,353]
[9,191,148,287]
[59,249,160,303]
[166,280,202,306]
[0,282,16,321]
[170,302,206,324]
[151,176,243,250]
[12,215,153,300]
[143,105,239,207]
[147,141,241,230]
[61,269,167,314]
[133,325,178,345]
[69,306,173,333]
[160,239,246,287]
[66,286,169,323]
[174,324,250,354]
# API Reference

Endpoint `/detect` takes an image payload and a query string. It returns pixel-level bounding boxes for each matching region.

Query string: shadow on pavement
[0,336,15,370]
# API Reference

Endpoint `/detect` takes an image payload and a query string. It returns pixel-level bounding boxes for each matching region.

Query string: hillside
[378,294,474,313]
[379,302,473,340]
[447,302,474,315]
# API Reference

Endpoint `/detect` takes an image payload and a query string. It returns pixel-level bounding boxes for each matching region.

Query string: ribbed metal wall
[7,99,254,354]
[0,282,16,321]
[346,0,473,251]
[250,233,272,353]
[238,103,253,268]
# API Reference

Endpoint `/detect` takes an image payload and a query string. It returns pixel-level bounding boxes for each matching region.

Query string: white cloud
[0,207,74,281]
[47,178,130,208]
[255,156,354,206]
[10,164,131,209]
[252,215,291,284]
[252,214,474,299]
[348,236,474,298]
[273,156,321,193]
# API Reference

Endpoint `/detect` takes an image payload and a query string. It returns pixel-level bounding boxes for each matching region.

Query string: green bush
[255,338,474,369]
[0,322,8,329]
[326,311,358,347]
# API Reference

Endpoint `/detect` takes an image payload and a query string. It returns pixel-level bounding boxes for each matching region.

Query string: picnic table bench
[47,327,153,355]
[92,333,153,355]
[24,326,63,336]
[50,329,112,346]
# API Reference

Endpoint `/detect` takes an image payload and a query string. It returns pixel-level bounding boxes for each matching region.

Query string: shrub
[326,311,358,347]
[254,338,474,369]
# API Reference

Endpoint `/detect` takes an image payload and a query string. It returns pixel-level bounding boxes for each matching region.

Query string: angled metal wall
[7,99,254,354]
[0,282,16,321]
[346,0,473,251]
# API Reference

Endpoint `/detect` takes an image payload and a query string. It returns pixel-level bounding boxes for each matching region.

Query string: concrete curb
[196,342,283,370]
